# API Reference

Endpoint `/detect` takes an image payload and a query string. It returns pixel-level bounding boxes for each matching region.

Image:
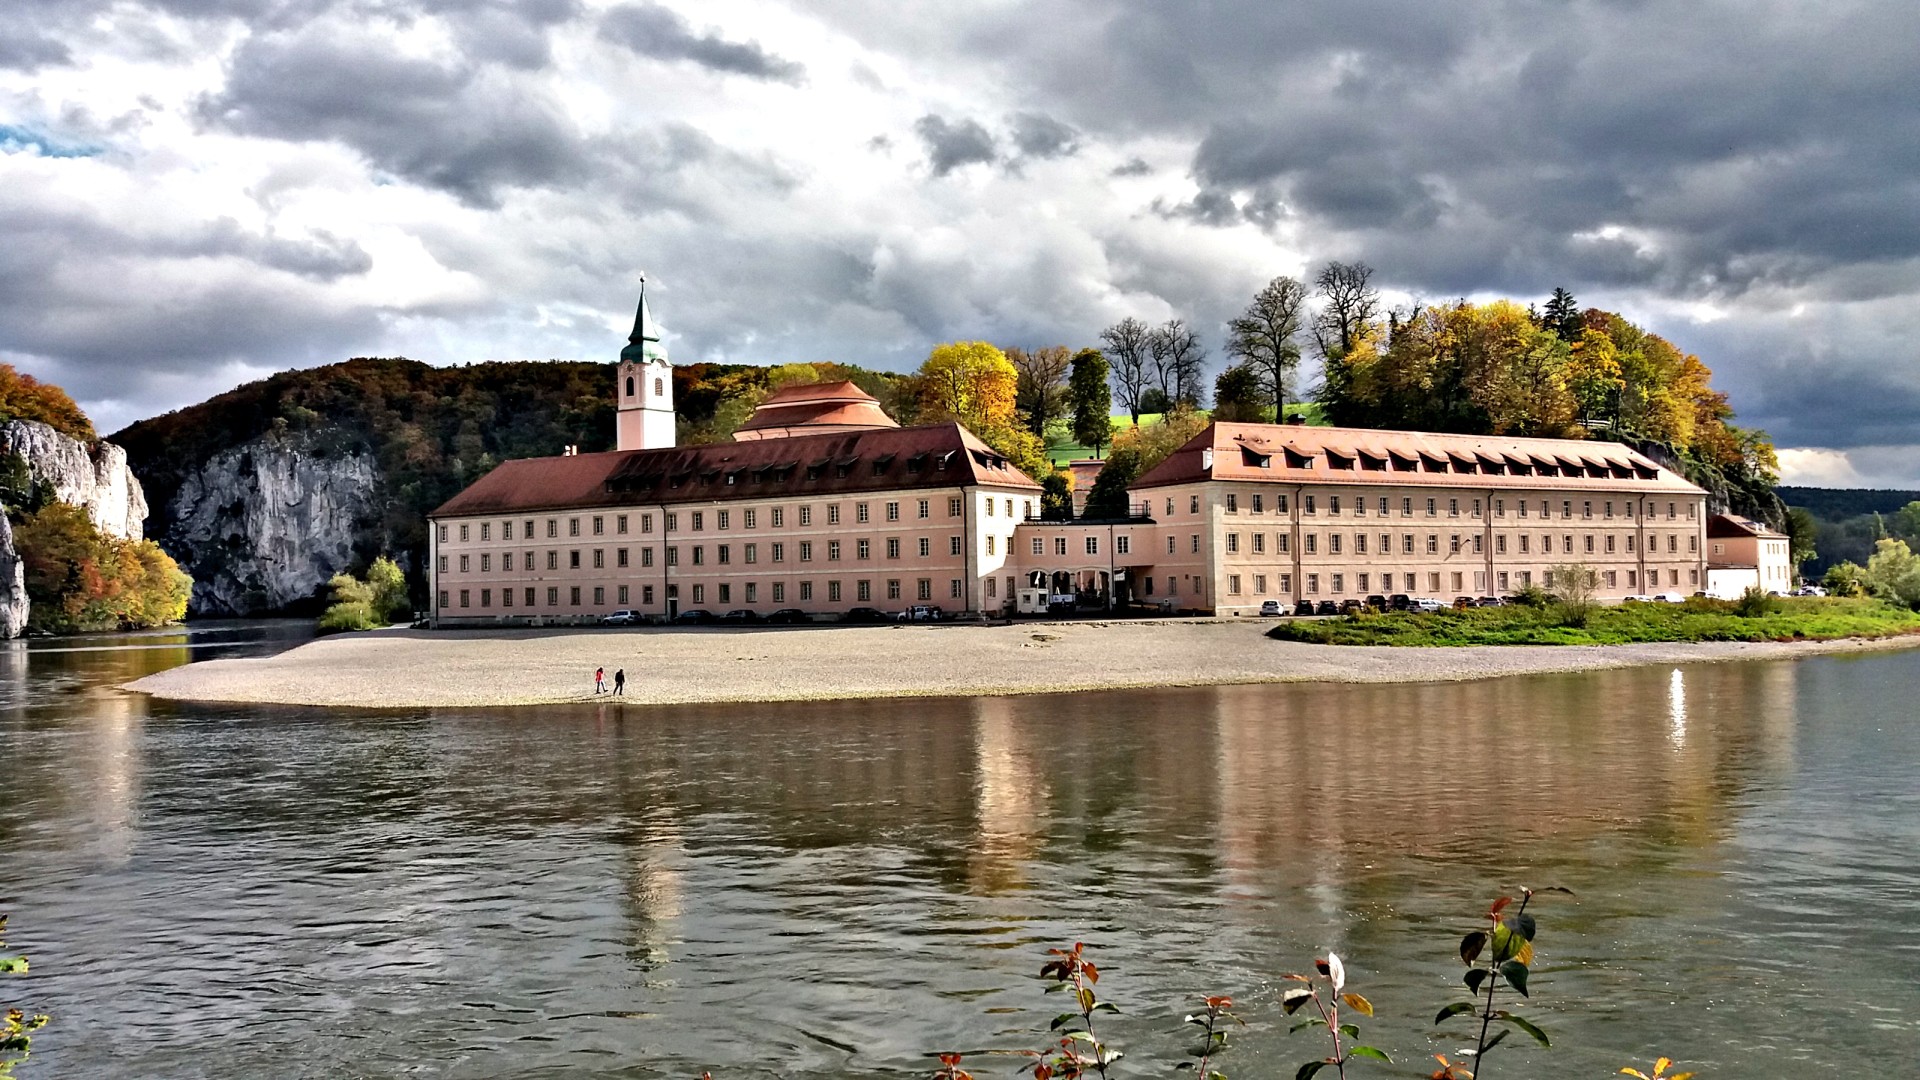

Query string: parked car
[1654,592,1687,603]
[720,609,762,624]
[1293,599,1316,616]
[898,605,945,622]
[1340,598,1365,614]
[1475,596,1503,607]
[842,606,891,624]
[674,609,715,625]
[766,608,810,624]
[1796,585,1827,597]
[1364,594,1389,611]
[601,609,640,626]
[1622,594,1655,603]
[1258,599,1283,617]
[1410,597,1445,612]
[1315,600,1340,616]
[1453,595,1476,610]
[1388,594,1412,612]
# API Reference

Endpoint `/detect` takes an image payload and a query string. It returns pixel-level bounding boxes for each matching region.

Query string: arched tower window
[654,378,664,397]
[626,376,635,397]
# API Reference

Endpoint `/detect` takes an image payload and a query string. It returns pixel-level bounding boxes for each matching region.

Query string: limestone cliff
[0,514,26,638]
[161,430,381,616]
[0,420,149,539]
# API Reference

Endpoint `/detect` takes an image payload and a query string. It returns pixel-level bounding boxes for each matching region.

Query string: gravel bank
[122,619,1920,710]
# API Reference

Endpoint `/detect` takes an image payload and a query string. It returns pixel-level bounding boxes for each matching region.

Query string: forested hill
[1778,487,1920,519]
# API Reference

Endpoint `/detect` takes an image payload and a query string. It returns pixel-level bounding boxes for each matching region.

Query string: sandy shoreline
[121,618,1920,710]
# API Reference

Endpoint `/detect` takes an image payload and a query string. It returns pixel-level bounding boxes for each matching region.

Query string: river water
[1,625,1917,1078]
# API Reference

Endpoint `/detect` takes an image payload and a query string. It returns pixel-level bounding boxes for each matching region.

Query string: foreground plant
[0,916,49,1080]
[1434,889,1571,1075]
[1282,952,1390,1079]
[1032,942,1121,1078]
[931,1051,974,1079]
[1175,995,1242,1080]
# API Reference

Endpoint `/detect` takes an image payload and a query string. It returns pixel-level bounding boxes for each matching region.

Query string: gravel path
[121,619,1920,710]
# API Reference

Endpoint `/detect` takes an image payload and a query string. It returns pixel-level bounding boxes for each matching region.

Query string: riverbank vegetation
[1,914,50,1079]
[1266,594,1920,647]
[317,556,409,632]
[13,503,192,634]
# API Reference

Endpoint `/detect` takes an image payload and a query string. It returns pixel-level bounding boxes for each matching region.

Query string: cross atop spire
[621,273,668,365]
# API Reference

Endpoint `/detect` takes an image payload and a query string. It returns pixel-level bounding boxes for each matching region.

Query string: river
[1,625,1916,1077]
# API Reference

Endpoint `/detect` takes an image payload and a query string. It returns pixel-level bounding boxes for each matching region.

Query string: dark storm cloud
[200,24,593,206]
[913,114,996,176]
[599,2,804,84]
[1110,157,1151,177]
[1009,111,1077,161]
[0,33,73,70]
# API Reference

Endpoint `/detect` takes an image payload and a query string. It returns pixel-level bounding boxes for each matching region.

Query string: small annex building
[1704,514,1794,598]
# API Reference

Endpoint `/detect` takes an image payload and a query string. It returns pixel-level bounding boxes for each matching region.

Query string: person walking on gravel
[613,668,626,696]
[594,666,606,694]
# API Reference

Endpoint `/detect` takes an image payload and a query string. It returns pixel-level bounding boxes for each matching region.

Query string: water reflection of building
[1211,662,1799,895]
[968,698,1045,893]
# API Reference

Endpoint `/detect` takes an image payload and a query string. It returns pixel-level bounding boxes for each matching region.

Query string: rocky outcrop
[0,420,148,539]
[161,430,380,616]
[0,514,26,638]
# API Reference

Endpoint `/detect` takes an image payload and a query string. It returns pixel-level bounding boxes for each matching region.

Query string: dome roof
[734,380,899,441]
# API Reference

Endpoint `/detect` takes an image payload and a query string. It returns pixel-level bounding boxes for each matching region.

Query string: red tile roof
[431,422,1039,518]
[1131,422,1707,495]
[736,380,898,436]
[1707,514,1784,538]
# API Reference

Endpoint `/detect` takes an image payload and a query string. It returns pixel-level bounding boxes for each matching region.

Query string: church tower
[617,275,676,451]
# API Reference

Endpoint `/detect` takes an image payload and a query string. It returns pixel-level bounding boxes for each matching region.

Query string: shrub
[1510,582,1549,608]
[1863,539,1920,608]
[318,556,411,631]
[1822,561,1868,598]
[1545,562,1597,627]
[1732,585,1780,618]
[12,503,192,633]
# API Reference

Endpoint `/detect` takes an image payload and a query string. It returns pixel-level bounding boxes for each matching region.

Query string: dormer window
[1283,448,1315,469]
[1241,447,1272,468]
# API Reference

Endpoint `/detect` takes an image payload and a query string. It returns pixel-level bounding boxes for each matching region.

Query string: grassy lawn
[1265,596,1920,647]
[1044,403,1326,465]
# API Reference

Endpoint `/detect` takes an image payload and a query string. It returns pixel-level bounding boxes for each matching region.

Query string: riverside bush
[317,555,410,632]
[1266,595,1920,647]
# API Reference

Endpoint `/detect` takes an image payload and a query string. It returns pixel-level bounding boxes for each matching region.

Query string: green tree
[1888,500,1920,540]
[1211,364,1266,422]
[1864,538,1920,608]
[1039,471,1073,521]
[1822,561,1869,597]
[1067,349,1112,457]
[1082,444,1143,519]
[1226,275,1307,419]
[366,555,411,621]
[1008,345,1072,438]
[318,570,383,632]
[1783,507,1819,580]
[1542,287,1582,342]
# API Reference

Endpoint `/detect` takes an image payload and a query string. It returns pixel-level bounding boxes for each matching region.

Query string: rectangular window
[1496,535,1507,555]
[569,586,582,605]
[618,585,629,605]
[1190,495,1200,514]
[1353,533,1364,554]
[459,554,470,572]
[1606,535,1617,554]
[693,584,705,604]
[800,581,813,601]
[592,516,604,536]
[1332,573,1344,593]
[1228,574,1242,594]
[772,542,785,562]
[800,506,813,526]
[547,586,559,606]
[642,547,655,568]
[592,549,604,569]
[1585,535,1596,553]
[691,546,705,566]
[888,579,901,600]
[857,503,870,524]
[985,499,995,517]
[665,513,678,532]
[1252,533,1265,554]
[1305,494,1317,515]
[568,551,580,569]
[640,514,653,534]
[772,583,785,603]
[547,519,558,538]
[1450,535,1460,554]
[746,583,757,603]
[1427,498,1438,516]
[919,537,931,557]
[616,548,629,568]
[1357,573,1369,592]
[745,543,757,564]
[480,588,491,608]
[480,523,491,542]
[1305,534,1317,555]
[1330,495,1342,515]
[1191,534,1200,553]
[950,536,963,556]
[717,510,730,530]
[857,580,871,601]
[857,538,871,559]
[800,541,813,562]
[1306,573,1319,594]
[1279,573,1292,593]
[949,497,963,516]
[438,524,449,543]
[1227,533,1240,554]
[502,553,512,571]
[1428,572,1441,592]
[460,524,470,542]
[1428,535,1439,554]
[829,581,842,602]
[718,544,731,564]
[1055,537,1068,555]
[828,506,843,525]
[569,518,580,537]
[828,540,841,560]
[951,579,964,599]
[885,501,900,522]
[691,511,705,532]
[743,509,756,529]
[918,579,932,600]
[459,589,470,608]
[1032,537,1045,555]
[1279,534,1290,554]
[772,508,785,527]
[1116,535,1129,555]
[592,586,604,605]
[1584,501,1593,519]
[1605,501,1614,519]
[1254,574,1267,593]
[918,499,930,519]
[1226,493,1238,512]
[1519,535,1530,554]
[1449,498,1459,517]
[667,547,680,568]
[986,536,996,555]
[1168,536,1177,554]
[887,537,900,559]
[1252,494,1264,513]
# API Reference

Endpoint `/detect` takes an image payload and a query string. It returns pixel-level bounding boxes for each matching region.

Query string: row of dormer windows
[1217,492,1700,521]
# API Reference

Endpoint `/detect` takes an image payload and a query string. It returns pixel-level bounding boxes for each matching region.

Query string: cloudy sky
[3,0,1916,485]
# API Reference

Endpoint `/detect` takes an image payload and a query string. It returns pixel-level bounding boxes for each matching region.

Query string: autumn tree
[0,364,95,442]
[917,341,1018,431]
[1082,405,1212,518]
[1226,275,1306,419]
[1099,317,1154,423]
[1212,364,1266,422]
[1148,319,1207,407]
[13,502,191,633]
[1067,348,1112,457]
[1008,345,1072,438]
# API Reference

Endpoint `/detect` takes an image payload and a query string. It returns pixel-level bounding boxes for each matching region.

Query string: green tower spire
[620,273,668,365]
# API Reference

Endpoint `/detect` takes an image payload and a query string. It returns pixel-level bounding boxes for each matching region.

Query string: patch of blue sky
[0,124,103,158]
